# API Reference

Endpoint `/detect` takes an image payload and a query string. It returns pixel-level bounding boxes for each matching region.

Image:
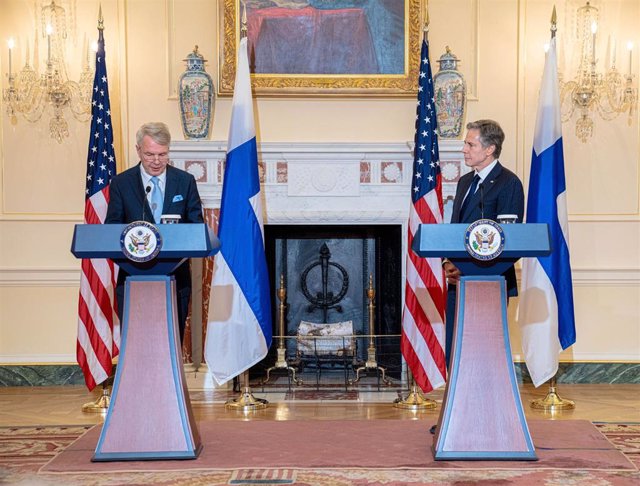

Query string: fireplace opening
[249,224,403,387]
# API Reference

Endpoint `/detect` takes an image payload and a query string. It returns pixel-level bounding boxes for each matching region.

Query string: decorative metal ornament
[464,219,505,261]
[178,45,214,139]
[433,46,467,139]
[120,221,163,262]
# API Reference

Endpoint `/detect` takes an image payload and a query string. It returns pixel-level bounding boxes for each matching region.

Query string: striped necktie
[150,176,163,223]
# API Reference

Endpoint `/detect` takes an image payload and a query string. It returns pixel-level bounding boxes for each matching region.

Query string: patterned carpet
[0,423,638,485]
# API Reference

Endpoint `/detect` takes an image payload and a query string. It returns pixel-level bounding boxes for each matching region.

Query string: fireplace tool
[349,274,391,385]
[262,274,302,385]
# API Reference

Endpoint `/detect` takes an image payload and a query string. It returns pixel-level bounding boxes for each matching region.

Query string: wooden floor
[0,384,638,427]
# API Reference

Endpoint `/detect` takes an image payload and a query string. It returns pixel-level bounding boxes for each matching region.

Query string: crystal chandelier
[560,1,637,142]
[2,0,94,143]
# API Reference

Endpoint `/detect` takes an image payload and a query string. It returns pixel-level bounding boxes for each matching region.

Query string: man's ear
[486,144,496,156]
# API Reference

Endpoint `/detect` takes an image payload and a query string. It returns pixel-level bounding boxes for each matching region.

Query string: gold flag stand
[82,382,111,413]
[225,371,268,411]
[530,376,575,411]
[394,376,437,410]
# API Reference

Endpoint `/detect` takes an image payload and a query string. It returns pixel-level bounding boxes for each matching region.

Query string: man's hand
[443,261,461,285]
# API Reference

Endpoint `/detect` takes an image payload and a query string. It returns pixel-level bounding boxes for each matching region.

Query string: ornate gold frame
[218,0,421,97]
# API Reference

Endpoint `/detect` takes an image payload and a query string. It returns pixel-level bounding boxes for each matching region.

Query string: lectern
[413,223,550,461]
[71,223,219,461]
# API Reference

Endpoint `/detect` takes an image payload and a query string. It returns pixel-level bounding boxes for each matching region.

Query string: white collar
[475,159,499,182]
[139,165,167,189]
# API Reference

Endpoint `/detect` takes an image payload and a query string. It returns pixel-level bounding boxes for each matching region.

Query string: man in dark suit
[443,119,525,366]
[105,122,204,342]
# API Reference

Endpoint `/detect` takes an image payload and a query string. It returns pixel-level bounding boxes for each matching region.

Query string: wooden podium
[71,223,219,461]
[413,223,550,461]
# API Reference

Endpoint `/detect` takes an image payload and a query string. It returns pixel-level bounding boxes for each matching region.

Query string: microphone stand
[142,186,151,222]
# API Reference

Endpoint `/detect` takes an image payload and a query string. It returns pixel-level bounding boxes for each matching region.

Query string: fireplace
[255,224,403,383]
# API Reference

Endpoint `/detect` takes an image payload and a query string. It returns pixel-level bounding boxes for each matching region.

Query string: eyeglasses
[141,152,169,162]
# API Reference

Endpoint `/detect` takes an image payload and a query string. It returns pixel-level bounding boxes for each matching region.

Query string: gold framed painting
[218,0,422,96]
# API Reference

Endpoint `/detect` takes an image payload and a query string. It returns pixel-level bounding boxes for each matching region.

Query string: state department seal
[120,221,163,262]
[464,219,505,261]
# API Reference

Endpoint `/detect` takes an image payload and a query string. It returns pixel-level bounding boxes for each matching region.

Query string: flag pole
[223,3,269,411]
[80,3,113,414]
[394,0,439,410]
[528,7,575,412]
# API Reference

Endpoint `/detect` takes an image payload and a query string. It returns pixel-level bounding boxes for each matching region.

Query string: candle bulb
[627,42,633,75]
[7,38,14,76]
[612,37,617,68]
[591,22,597,62]
[46,24,52,63]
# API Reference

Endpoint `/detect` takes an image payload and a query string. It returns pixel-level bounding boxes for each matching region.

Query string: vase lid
[437,46,461,71]
[183,45,207,71]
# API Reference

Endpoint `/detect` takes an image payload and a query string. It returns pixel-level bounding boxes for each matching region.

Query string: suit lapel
[163,166,178,209]
[459,162,504,221]
[478,162,503,200]
[133,163,154,223]
[452,173,474,222]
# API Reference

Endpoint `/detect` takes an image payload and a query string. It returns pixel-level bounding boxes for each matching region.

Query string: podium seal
[120,221,163,262]
[465,219,505,261]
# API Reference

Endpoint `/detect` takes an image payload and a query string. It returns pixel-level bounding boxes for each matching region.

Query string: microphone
[479,182,485,219]
[142,185,151,221]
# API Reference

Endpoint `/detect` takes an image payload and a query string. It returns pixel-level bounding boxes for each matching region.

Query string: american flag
[400,37,447,393]
[76,25,119,391]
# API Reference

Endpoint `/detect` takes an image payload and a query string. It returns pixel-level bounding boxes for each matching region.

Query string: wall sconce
[560,1,637,142]
[2,0,93,143]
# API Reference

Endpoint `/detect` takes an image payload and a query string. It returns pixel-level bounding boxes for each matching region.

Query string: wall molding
[0,266,637,288]
[1,361,637,385]
[0,267,80,287]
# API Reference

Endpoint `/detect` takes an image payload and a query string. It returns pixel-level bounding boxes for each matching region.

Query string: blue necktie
[460,174,480,218]
[150,176,163,224]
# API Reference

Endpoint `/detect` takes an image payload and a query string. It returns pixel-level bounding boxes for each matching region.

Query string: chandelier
[560,1,637,142]
[2,0,94,143]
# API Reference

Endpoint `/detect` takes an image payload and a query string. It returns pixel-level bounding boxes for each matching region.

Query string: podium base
[433,277,537,461]
[93,276,201,462]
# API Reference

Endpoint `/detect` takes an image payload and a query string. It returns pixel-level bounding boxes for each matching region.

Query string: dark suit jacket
[105,163,204,296]
[451,161,524,295]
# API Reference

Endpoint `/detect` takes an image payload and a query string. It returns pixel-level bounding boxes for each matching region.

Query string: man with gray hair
[106,122,204,342]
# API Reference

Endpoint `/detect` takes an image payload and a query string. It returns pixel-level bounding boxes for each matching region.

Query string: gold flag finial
[98,4,104,30]
[423,1,430,35]
[241,2,248,39]
[551,5,557,39]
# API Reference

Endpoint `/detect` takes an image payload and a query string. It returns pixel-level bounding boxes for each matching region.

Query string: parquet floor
[0,384,638,426]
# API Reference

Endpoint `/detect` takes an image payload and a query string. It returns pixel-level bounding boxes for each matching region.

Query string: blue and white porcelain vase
[433,46,467,139]
[178,46,214,139]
